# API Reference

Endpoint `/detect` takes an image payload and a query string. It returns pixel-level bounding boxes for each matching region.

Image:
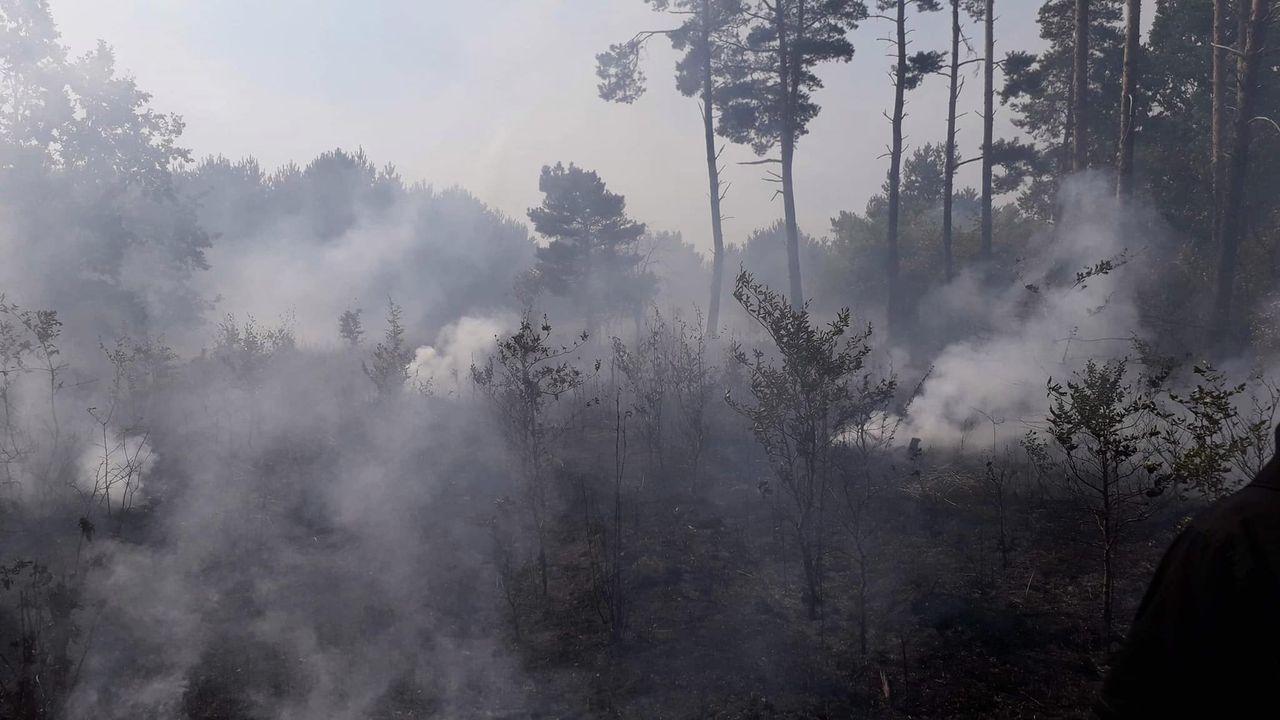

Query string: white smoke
[904,175,1152,450]
[408,314,516,395]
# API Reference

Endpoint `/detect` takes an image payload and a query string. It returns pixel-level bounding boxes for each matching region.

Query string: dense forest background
[2,0,1279,717]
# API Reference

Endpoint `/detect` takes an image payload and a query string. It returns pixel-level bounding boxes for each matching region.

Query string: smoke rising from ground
[60,353,527,719]
[408,314,516,395]
[182,157,535,350]
[905,176,1154,449]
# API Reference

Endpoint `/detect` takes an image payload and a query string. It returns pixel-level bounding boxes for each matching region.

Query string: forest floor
[510,461,1184,720]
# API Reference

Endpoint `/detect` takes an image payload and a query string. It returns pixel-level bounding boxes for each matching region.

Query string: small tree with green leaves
[527,163,654,332]
[0,297,69,504]
[1159,364,1279,500]
[472,316,596,596]
[0,299,34,499]
[214,313,295,389]
[597,0,744,334]
[1024,358,1167,640]
[717,0,869,308]
[338,307,364,348]
[727,270,895,619]
[611,309,670,478]
[363,299,412,398]
[668,310,715,490]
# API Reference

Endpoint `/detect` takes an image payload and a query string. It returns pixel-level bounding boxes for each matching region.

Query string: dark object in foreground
[1098,427,1280,718]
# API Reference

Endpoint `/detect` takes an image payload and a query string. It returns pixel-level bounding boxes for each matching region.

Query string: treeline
[600,0,1280,354]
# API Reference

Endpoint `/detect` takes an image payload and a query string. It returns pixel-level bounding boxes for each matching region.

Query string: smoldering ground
[59,350,530,719]
[905,175,1159,449]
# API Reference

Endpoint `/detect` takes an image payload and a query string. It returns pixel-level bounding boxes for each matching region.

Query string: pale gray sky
[51,0,1050,252]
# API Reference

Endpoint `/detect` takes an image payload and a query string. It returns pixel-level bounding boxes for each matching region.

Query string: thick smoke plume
[906,176,1155,449]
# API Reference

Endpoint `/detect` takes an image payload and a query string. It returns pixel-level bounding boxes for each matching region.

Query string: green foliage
[362,300,412,398]
[611,310,670,472]
[1000,0,1125,211]
[1071,251,1129,289]
[1138,0,1280,344]
[0,299,60,367]
[1161,365,1279,499]
[728,269,896,616]
[875,0,945,91]
[338,307,364,348]
[1025,358,1166,636]
[472,315,596,595]
[667,310,716,485]
[472,316,595,422]
[596,39,647,104]
[0,296,67,502]
[0,1,212,336]
[1035,360,1164,490]
[903,49,945,89]
[717,0,868,154]
[528,163,654,323]
[215,313,294,389]
[597,1,744,103]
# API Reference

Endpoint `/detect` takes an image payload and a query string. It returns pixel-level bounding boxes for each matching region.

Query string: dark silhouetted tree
[597,0,743,335]
[1211,0,1230,258]
[976,0,996,258]
[1210,0,1273,347]
[718,0,868,308]
[363,299,412,398]
[1072,0,1091,171]
[940,0,981,277]
[727,269,895,619]
[338,308,364,347]
[1114,0,1140,196]
[528,162,653,332]
[472,316,594,596]
[874,0,943,341]
[1002,0,1124,217]
[1025,359,1166,640]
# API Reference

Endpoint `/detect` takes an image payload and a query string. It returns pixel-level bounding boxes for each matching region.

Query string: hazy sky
[51,0,1050,253]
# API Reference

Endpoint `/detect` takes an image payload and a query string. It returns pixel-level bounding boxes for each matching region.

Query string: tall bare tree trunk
[1211,0,1272,346]
[1212,0,1230,252]
[781,138,803,309]
[1115,0,1141,197]
[776,4,804,309]
[886,0,907,339]
[980,0,995,261]
[943,0,961,280]
[1072,0,1090,172]
[701,13,727,336]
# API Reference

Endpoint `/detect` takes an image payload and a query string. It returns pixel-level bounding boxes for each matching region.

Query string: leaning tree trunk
[980,0,995,261]
[886,0,908,340]
[943,0,961,280]
[701,20,727,336]
[1115,0,1141,197]
[1072,0,1090,172]
[1211,0,1272,347]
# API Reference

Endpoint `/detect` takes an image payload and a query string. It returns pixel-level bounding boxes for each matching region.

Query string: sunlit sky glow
[52,0,1053,251]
